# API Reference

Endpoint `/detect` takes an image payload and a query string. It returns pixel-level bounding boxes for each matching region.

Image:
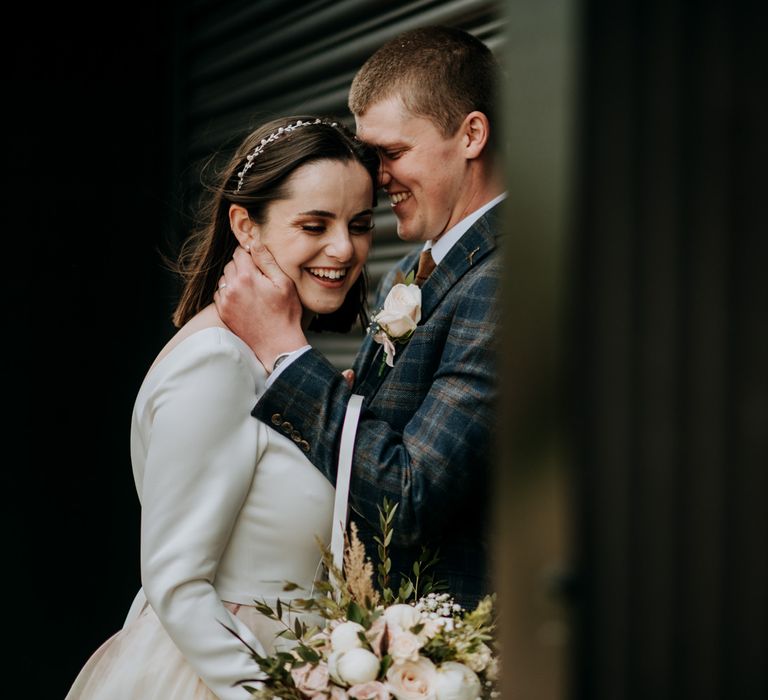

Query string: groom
[216,26,505,607]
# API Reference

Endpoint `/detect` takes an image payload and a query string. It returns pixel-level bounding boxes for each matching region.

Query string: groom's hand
[215,245,308,371]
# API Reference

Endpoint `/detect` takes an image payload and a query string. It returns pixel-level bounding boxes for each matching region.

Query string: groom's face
[355,96,469,244]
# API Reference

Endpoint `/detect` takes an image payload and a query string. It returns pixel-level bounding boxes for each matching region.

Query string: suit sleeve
[252,262,498,547]
[140,342,268,699]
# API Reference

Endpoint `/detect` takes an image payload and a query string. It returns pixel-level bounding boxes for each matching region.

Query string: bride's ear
[228,204,259,248]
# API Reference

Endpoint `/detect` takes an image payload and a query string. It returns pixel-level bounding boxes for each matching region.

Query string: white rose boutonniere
[369,273,422,372]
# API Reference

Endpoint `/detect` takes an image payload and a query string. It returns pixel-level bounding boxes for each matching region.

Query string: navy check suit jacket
[252,204,502,607]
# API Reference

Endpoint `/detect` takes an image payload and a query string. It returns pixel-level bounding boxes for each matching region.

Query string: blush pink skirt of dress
[65,602,292,700]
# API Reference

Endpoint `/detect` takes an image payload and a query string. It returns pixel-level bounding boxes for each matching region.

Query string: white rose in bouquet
[330,686,351,700]
[383,603,422,631]
[331,621,367,652]
[463,642,493,673]
[388,630,423,664]
[386,657,438,700]
[290,662,330,695]
[329,648,381,687]
[433,661,481,700]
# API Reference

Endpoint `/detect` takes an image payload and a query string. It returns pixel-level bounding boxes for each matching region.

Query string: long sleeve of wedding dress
[136,333,270,699]
[67,327,334,700]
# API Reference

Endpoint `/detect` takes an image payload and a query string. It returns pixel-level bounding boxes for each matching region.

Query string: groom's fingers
[231,246,256,276]
[216,243,298,313]
[249,244,287,284]
[215,248,251,309]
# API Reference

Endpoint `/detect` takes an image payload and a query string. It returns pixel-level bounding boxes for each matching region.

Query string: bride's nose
[324,225,354,261]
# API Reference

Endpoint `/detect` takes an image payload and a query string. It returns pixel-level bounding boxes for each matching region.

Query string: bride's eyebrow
[297,210,335,218]
[297,209,374,218]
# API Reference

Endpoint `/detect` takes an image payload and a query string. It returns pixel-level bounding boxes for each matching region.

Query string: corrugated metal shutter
[169,0,504,368]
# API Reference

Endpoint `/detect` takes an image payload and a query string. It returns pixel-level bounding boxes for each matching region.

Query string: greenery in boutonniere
[232,498,500,700]
[368,271,422,374]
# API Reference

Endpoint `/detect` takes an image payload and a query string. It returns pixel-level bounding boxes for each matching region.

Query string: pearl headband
[235,118,339,193]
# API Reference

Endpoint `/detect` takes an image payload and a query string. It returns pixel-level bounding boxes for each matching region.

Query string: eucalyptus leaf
[380,655,394,677]
[347,601,365,624]
[297,646,321,663]
[387,502,399,522]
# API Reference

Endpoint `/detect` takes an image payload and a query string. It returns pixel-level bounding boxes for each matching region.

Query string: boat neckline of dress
[139,325,266,393]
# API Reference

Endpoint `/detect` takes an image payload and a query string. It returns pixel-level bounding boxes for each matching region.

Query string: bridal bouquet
[235,500,499,700]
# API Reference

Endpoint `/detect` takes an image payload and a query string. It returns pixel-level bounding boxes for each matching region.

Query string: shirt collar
[424,192,507,264]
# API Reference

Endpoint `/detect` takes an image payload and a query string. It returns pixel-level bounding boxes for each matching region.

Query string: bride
[66,116,378,699]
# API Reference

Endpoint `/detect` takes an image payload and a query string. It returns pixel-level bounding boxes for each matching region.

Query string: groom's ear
[228,204,259,247]
[461,111,490,160]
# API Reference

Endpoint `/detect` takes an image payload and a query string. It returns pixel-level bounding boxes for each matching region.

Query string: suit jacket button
[290,430,301,442]
[281,421,293,433]
[299,440,310,452]
[271,413,282,426]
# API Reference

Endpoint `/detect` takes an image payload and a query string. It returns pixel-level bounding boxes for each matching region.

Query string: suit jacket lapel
[418,206,501,322]
[354,205,502,397]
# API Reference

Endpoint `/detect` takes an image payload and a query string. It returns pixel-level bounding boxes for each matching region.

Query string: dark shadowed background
[7,3,178,691]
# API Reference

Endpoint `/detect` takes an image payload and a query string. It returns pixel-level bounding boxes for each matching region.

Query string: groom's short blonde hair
[348,26,499,140]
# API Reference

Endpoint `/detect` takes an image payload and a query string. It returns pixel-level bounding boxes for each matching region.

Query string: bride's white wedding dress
[66,327,334,700]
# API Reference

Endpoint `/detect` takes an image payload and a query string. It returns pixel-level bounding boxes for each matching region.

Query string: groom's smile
[389,191,412,207]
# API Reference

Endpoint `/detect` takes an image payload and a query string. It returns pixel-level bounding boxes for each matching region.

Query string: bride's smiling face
[253,159,374,319]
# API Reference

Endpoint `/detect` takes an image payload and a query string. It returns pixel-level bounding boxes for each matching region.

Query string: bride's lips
[305,266,349,289]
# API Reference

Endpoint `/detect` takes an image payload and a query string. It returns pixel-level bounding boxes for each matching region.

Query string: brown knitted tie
[414,249,436,287]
